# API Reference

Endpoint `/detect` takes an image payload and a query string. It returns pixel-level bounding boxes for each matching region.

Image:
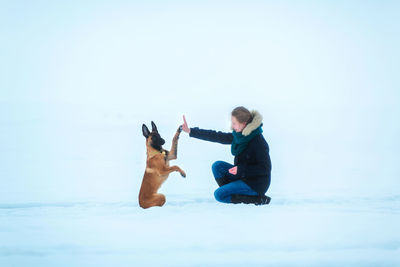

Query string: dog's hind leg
[150,193,166,207]
[139,194,166,209]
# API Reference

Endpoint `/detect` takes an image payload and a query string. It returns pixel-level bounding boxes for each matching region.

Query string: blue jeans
[211,160,258,203]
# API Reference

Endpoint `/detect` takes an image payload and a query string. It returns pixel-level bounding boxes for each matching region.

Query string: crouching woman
[181,106,272,205]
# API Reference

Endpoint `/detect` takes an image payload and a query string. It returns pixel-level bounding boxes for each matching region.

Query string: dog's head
[142,121,165,151]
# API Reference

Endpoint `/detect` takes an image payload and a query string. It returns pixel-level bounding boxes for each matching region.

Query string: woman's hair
[231,106,253,124]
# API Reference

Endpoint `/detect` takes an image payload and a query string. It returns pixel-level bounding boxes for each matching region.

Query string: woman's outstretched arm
[182,115,233,145]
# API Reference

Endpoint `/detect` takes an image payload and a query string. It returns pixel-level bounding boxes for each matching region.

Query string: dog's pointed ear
[151,121,158,133]
[142,124,150,138]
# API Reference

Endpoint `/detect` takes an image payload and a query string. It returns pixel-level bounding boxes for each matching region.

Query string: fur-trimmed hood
[241,110,263,136]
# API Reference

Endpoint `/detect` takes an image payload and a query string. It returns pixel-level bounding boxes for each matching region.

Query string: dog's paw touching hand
[178,125,183,133]
[180,171,186,178]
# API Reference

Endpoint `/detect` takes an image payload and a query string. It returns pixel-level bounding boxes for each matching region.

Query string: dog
[139,121,186,209]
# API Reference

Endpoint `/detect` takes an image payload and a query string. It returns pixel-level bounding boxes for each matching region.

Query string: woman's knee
[212,160,225,171]
[211,161,225,177]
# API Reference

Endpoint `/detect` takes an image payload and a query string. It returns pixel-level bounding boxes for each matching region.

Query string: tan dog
[139,121,186,209]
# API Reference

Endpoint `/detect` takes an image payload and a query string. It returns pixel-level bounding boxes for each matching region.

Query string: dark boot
[231,194,271,205]
[216,176,231,187]
[258,195,271,205]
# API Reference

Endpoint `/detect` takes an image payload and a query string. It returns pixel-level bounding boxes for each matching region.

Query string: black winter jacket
[189,127,271,195]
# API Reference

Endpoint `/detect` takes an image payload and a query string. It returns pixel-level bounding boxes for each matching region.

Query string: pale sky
[0,1,399,202]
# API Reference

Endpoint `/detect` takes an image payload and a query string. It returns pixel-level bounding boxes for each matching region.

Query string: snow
[1,1,400,266]
[1,193,399,266]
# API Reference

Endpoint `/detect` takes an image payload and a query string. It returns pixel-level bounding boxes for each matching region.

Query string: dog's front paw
[180,171,186,178]
[177,125,183,133]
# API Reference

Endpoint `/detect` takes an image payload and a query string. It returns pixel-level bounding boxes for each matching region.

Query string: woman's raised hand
[182,115,190,134]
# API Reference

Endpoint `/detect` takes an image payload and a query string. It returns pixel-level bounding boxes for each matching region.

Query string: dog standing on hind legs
[139,121,186,209]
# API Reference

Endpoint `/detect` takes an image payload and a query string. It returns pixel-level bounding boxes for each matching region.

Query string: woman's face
[231,116,247,133]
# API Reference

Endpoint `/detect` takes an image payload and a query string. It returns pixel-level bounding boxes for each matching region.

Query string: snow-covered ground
[1,1,400,266]
[1,192,399,266]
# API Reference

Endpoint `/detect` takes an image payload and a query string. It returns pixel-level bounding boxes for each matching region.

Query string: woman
[181,106,272,205]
